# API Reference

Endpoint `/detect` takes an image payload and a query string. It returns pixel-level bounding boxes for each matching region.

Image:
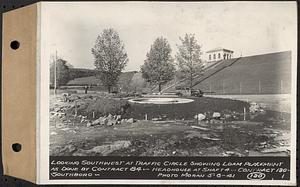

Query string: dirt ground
[50,92,291,157]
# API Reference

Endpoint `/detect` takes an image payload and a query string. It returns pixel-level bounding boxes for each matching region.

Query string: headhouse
[206,47,234,62]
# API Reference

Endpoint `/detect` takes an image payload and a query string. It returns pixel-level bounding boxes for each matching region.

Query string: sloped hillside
[192,51,291,94]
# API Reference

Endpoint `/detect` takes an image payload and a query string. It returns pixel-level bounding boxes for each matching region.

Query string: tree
[50,58,70,87]
[176,34,204,89]
[91,28,128,93]
[141,37,175,92]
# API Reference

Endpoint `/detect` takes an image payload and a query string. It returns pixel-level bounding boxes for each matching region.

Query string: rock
[107,114,113,120]
[126,118,134,123]
[80,116,87,123]
[107,119,117,126]
[120,119,126,125]
[92,117,109,126]
[194,113,206,121]
[259,109,266,114]
[260,141,267,145]
[224,114,232,119]
[116,115,122,121]
[99,117,108,125]
[92,118,101,126]
[86,121,92,127]
[212,112,221,118]
[249,102,262,113]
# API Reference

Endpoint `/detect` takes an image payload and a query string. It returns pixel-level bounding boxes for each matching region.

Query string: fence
[198,79,290,95]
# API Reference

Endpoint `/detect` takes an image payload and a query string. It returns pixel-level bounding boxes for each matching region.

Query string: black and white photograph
[33,1,297,185]
[1,1,297,185]
[38,1,297,185]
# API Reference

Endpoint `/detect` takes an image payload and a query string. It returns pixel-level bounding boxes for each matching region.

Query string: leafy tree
[91,28,128,93]
[176,34,204,89]
[141,37,175,92]
[50,58,70,87]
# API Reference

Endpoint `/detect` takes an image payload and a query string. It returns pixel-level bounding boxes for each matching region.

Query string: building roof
[206,47,234,53]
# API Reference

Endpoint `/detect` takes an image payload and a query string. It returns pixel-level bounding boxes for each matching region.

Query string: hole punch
[10,40,20,50]
[12,143,22,152]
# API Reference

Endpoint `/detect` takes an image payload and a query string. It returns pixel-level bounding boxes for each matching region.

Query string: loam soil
[50,92,291,157]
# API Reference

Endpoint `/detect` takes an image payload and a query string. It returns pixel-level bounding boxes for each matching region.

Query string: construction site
[49,50,292,157]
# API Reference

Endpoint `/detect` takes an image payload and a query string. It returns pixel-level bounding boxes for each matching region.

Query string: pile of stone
[87,114,135,127]
[50,105,69,119]
[249,102,265,114]
[194,111,240,124]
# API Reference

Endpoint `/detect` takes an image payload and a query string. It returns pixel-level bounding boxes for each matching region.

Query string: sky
[41,2,297,71]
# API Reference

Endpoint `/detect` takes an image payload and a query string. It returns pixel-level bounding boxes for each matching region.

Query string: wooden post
[243,107,246,121]
[92,111,95,119]
[75,100,78,117]
[145,114,148,121]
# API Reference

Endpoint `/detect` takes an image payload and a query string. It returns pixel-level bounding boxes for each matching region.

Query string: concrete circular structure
[128,97,194,104]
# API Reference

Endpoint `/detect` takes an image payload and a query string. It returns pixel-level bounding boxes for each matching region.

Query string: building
[206,47,234,62]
